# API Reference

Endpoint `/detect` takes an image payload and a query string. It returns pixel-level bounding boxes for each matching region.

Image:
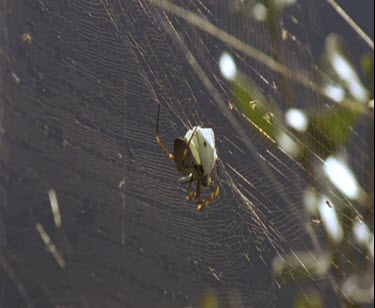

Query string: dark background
[0,1,373,307]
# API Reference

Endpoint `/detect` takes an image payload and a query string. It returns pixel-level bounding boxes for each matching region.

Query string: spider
[155,104,220,211]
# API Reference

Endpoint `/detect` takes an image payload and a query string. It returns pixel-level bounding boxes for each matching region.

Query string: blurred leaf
[200,290,219,308]
[307,104,360,158]
[342,273,375,305]
[273,251,331,282]
[361,53,374,80]
[320,34,369,104]
[294,289,323,308]
[231,78,278,143]
[259,0,297,11]
[361,53,374,94]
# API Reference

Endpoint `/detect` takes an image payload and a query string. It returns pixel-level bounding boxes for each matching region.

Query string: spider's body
[156,106,220,211]
[176,127,217,185]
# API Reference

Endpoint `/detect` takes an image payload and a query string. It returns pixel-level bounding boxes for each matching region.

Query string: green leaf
[307,104,360,158]
[231,79,278,143]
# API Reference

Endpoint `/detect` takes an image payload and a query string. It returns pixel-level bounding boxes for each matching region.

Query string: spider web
[0,0,373,307]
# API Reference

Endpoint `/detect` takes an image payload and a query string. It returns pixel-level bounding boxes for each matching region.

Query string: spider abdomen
[184,126,217,178]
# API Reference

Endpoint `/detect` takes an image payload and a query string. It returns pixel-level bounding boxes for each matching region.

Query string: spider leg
[195,178,202,209]
[197,184,220,211]
[156,103,173,159]
[186,179,193,201]
[197,163,220,211]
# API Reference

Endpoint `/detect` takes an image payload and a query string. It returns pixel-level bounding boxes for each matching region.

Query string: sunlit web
[1,0,373,307]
